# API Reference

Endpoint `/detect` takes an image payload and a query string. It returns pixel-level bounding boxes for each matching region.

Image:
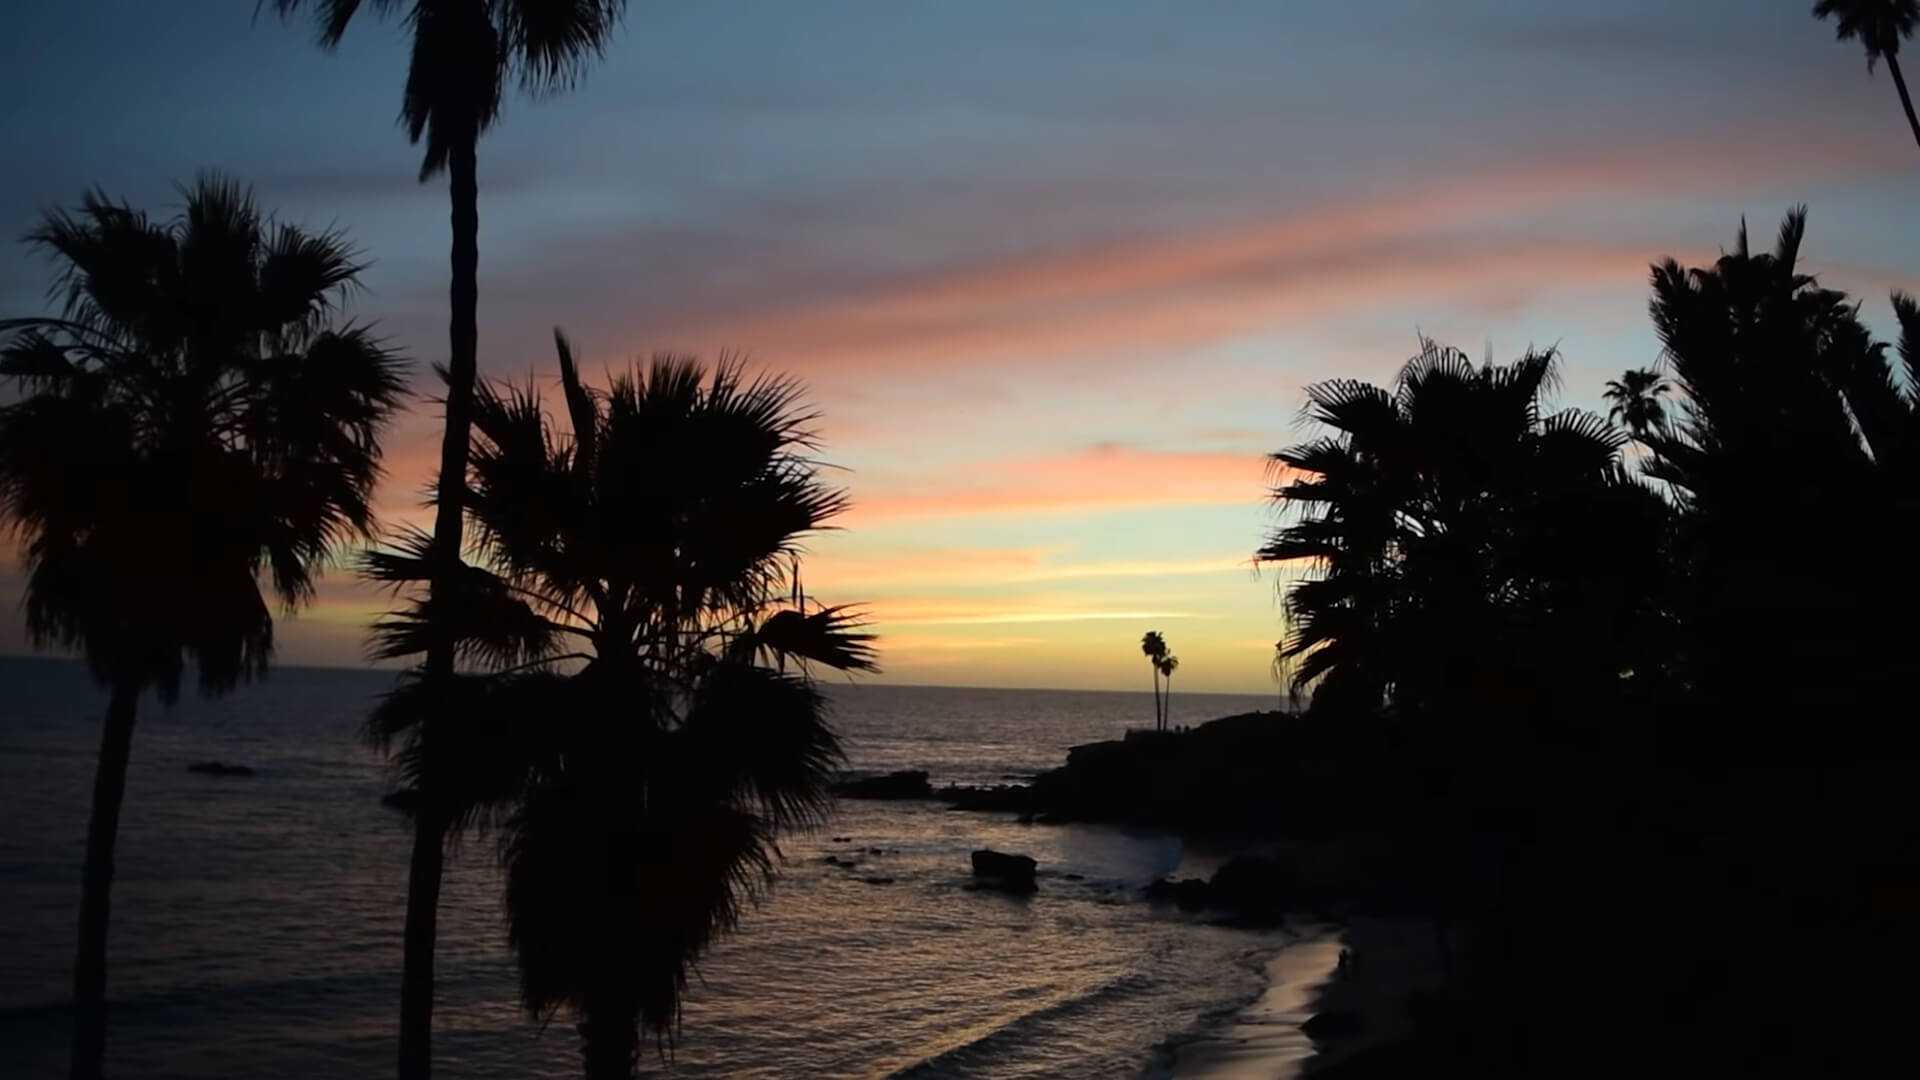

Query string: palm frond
[738,606,878,673]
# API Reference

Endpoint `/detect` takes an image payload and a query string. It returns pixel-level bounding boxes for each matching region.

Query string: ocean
[0,657,1295,1078]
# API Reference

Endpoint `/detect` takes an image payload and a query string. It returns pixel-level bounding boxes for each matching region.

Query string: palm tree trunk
[1163,676,1172,732]
[398,115,481,1080]
[577,1006,640,1079]
[69,681,138,1080]
[1150,666,1161,731]
[396,803,447,1080]
[1889,56,1920,156]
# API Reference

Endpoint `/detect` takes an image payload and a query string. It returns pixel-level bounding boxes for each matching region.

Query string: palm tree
[364,335,874,1076]
[1640,209,1919,736]
[1157,654,1179,730]
[1603,367,1671,438]
[1814,0,1920,153]
[268,5,630,1072]
[0,177,405,1080]
[1257,340,1673,733]
[1140,631,1167,730]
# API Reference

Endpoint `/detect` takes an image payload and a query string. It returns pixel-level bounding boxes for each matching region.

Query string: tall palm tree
[1140,631,1167,730]
[1156,654,1179,731]
[1603,367,1671,438]
[0,177,405,1080]
[364,335,874,1076]
[1814,0,1920,153]
[269,5,630,1073]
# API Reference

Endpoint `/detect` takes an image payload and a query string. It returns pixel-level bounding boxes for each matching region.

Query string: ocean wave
[884,970,1157,1078]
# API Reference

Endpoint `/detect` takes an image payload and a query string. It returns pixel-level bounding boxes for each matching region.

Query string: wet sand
[1171,918,1451,1080]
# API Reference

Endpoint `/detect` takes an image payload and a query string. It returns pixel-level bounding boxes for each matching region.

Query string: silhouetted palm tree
[1640,209,1919,735]
[1157,654,1179,730]
[1258,341,1672,734]
[1140,631,1167,730]
[364,334,873,1076]
[1814,0,1920,153]
[269,5,630,1071]
[0,177,405,1080]
[1603,367,1670,438]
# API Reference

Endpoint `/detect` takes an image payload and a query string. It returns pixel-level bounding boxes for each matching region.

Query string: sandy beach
[1169,918,1451,1080]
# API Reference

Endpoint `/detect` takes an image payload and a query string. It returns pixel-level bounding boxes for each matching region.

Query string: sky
[1,1,1917,692]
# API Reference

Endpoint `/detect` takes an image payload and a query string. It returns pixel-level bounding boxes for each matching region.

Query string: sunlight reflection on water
[0,661,1283,1078]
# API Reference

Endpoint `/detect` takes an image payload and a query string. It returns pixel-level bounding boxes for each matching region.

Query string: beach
[1167,918,1453,1080]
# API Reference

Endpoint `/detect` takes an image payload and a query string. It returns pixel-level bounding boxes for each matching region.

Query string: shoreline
[1161,928,1342,1080]
[1161,916,1451,1080]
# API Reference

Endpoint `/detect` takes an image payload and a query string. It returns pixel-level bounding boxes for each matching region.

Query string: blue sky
[2,1,1916,690]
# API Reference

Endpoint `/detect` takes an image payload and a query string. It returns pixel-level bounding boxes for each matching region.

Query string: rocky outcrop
[969,848,1038,894]
[1208,855,1292,921]
[1143,876,1213,912]
[832,770,933,799]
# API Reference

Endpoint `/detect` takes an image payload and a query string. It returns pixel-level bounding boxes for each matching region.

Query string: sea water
[0,658,1287,1078]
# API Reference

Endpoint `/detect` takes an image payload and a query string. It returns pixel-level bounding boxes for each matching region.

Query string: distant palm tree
[1814,0,1920,153]
[364,335,874,1076]
[1157,654,1179,730]
[1603,367,1671,438]
[1140,631,1167,730]
[0,177,405,1080]
[269,5,630,1072]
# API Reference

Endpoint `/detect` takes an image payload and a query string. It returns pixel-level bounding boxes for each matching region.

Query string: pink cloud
[842,444,1272,524]
[620,133,1903,377]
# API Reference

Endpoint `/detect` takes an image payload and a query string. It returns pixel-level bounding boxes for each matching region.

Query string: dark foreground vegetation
[927,210,1920,1078]
[2,4,1916,1078]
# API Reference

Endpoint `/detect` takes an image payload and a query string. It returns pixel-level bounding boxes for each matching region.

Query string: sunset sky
[2,1,1917,692]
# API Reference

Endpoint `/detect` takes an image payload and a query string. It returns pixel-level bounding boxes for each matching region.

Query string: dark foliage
[365,336,873,1075]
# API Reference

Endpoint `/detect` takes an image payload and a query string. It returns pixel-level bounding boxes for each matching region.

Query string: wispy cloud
[843,444,1269,523]
[877,607,1208,627]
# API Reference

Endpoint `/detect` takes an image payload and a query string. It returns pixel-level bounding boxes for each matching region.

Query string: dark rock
[832,770,933,799]
[824,855,859,868]
[379,789,421,812]
[866,847,886,855]
[187,761,255,777]
[970,848,1038,894]
[1302,1010,1368,1041]
[1208,855,1292,922]
[1144,876,1213,912]
[831,836,853,843]
[861,876,895,885]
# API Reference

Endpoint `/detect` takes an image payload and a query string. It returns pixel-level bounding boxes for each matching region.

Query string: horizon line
[0,652,1287,700]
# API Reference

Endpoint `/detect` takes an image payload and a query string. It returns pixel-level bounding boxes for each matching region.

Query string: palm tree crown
[1814,0,1918,69]
[0,175,405,696]
[1813,0,1920,152]
[272,0,629,178]
[365,335,874,1075]
[1603,367,1671,438]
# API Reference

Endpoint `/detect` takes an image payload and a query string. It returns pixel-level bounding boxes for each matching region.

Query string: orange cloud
[842,444,1270,523]
[876,605,1208,627]
[631,134,1904,376]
